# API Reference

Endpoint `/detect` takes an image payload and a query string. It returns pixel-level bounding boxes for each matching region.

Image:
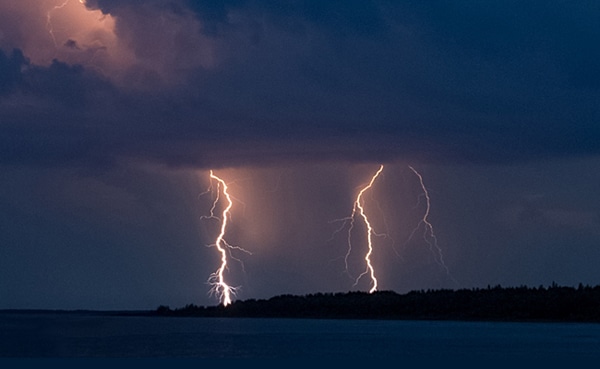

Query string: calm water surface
[1,312,599,360]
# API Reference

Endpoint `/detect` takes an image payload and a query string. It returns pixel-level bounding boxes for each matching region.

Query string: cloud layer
[1,0,599,169]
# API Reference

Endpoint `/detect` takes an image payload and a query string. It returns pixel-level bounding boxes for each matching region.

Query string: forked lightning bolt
[407,166,458,285]
[354,164,385,293]
[331,164,457,292]
[333,165,385,293]
[202,171,250,306]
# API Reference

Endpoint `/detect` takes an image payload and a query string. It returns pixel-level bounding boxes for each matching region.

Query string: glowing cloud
[11,0,216,87]
[38,0,129,72]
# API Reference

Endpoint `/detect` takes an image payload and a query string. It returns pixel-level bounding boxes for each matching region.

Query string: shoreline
[4,284,600,324]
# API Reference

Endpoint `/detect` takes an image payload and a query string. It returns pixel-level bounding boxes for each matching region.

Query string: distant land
[151,284,600,323]
[3,284,600,323]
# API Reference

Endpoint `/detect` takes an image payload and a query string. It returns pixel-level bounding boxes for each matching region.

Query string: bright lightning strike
[330,164,457,292]
[333,165,385,293]
[354,164,385,293]
[202,171,250,306]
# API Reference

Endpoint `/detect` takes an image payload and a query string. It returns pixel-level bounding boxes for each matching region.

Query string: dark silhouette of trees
[154,284,600,323]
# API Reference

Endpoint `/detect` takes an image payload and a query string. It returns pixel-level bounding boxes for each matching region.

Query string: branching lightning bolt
[202,170,251,306]
[330,164,458,292]
[407,166,459,286]
[353,164,385,293]
[333,164,385,293]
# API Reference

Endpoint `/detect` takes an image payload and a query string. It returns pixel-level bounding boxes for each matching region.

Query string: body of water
[1,312,599,360]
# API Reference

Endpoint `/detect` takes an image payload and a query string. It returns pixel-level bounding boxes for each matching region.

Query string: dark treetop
[153,284,600,323]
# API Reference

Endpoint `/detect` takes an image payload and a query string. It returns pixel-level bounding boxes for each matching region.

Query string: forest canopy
[154,284,600,323]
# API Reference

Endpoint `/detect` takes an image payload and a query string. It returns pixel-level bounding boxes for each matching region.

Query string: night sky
[1,0,600,310]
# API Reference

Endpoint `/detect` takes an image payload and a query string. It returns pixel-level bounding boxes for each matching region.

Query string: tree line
[154,283,600,322]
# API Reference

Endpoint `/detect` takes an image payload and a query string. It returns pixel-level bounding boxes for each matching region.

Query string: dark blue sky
[1,0,599,309]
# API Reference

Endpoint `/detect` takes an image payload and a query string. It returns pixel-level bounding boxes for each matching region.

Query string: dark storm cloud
[0,52,119,167]
[0,49,26,95]
[184,0,386,37]
[2,0,600,168]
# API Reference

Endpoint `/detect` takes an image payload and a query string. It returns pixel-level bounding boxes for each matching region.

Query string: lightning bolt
[407,166,458,285]
[330,164,457,292]
[202,170,250,306]
[45,0,87,47]
[46,0,72,47]
[333,164,385,293]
